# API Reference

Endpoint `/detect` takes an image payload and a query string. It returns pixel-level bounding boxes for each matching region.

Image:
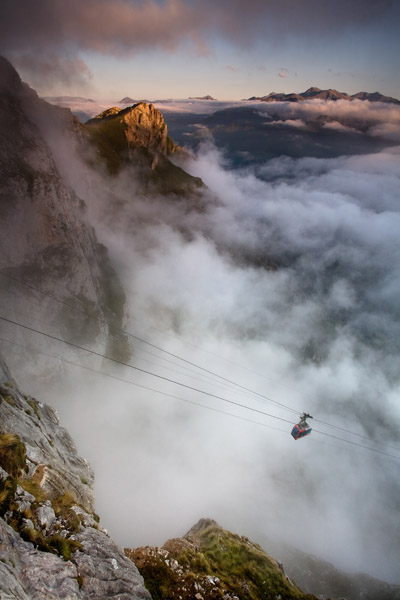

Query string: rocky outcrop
[124,102,172,157]
[84,101,203,193]
[0,355,152,600]
[86,102,176,163]
[125,518,321,600]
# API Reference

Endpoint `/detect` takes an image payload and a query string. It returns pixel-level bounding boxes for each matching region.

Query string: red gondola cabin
[291,413,313,440]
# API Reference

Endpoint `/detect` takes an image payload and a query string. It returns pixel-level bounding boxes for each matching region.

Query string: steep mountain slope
[125,518,322,600]
[270,543,400,600]
[83,102,203,195]
[0,56,129,362]
[0,355,151,599]
[0,56,205,371]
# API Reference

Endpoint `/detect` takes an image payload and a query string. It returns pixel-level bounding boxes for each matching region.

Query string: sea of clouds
[9,97,400,583]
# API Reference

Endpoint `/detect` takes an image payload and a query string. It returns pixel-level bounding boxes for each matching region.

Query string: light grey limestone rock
[36,503,56,532]
[75,527,152,600]
[0,513,152,600]
[14,485,36,513]
[0,518,80,600]
[0,380,95,512]
[22,517,35,531]
[20,553,80,600]
[72,505,100,530]
[0,357,152,600]
[0,55,130,376]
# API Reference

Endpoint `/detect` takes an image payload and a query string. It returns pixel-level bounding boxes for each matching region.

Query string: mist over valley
[1,55,400,600]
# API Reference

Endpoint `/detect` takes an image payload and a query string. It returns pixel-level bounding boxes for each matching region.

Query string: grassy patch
[48,535,83,561]
[3,395,17,407]
[52,491,77,512]
[58,507,81,533]
[83,117,128,174]
[18,477,47,503]
[52,492,81,534]
[0,475,17,517]
[21,525,83,561]
[136,559,178,600]
[0,433,27,477]
[194,525,308,600]
[27,399,41,420]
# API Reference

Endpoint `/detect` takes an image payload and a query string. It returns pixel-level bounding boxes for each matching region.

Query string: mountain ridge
[248,87,400,104]
[188,95,217,100]
[83,101,204,194]
[125,518,322,600]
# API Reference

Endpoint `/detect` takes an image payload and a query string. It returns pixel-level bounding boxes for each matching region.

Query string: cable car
[291,413,313,440]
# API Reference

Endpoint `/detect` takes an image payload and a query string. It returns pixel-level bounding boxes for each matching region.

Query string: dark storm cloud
[11,54,93,89]
[0,0,397,84]
[0,0,204,55]
[204,0,396,41]
[1,0,395,51]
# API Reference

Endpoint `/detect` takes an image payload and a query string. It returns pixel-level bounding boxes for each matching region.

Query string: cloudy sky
[1,0,400,588]
[1,0,400,100]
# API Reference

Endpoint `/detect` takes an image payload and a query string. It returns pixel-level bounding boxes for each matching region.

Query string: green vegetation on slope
[126,520,320,600]
[82,103,204,196]
[0,433,26,477]
[0,429,83,561]
[183,523,315,600]
[83,114,128,174]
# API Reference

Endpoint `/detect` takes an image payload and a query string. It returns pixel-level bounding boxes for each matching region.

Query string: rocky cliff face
[83,101,203,194]
[125,518,321,600]
[0,355,152,600]
[0,56,204,372]
[0,56,129,364]
[87,102,174,158]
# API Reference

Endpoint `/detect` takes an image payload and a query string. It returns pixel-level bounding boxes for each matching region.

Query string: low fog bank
[38,96,242,125]
[161,98,400,167]
[5,98,400,584]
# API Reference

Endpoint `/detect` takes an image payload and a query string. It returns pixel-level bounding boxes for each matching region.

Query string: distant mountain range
[119,96,138,104]
[248,87,400,105]
[188,95,217,100]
